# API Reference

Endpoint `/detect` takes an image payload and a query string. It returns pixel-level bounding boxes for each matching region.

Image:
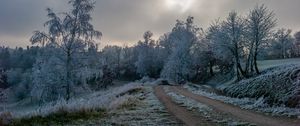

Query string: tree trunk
[66,51,71,101]
[254,49,260,74]
[250,55,254,72]
[234,47,246,78]
[282,41,285,59]
[236,63,241,80]
[66,13,77,101]
[234,49,244,79]
[254,32,260,75]
[209,61,214,76]
[246,41,254,74]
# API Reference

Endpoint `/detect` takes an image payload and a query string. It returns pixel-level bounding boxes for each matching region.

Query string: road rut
[154,86,216,126]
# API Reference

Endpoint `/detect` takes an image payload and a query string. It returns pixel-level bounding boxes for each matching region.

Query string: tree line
[0,1,300,103]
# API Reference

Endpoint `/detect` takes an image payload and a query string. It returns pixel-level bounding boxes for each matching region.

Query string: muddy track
[154,86,216,126]
[169,86,300,126]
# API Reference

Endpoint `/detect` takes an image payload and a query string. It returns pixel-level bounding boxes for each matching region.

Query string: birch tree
[30,0,101,101]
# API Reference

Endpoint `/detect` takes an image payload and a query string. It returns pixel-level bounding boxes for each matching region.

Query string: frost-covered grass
[224,64,300,108]
[258,58,300,71]
[70,86,183,126]
[211,58,300,89]
[164,86,253,125]
[184,83,300,118]
[164,87,213,115]
[1,82,182,125]
[0,82,144,125]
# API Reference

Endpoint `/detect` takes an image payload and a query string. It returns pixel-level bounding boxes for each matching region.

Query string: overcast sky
[0,0,300,48]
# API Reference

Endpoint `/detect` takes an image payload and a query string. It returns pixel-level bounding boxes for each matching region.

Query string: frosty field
[1,0,300,125]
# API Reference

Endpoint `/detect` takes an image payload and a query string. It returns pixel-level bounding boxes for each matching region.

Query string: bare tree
[208,12,247,79]
[246,4,276,74]
[223,11,247,78]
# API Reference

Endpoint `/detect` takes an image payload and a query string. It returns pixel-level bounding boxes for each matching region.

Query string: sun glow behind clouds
[165,0,195,13]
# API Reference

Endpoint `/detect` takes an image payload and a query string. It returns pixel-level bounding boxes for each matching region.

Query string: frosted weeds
[87,86,183,126]
[1,82,143,119]
[1,83,183,125]
[184,83,300,117]
[223,64,300,117]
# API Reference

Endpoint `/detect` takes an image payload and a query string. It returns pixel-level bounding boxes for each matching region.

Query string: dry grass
[10,108,107,126]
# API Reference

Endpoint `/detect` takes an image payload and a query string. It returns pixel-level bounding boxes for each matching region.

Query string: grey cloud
[0,0,300,47]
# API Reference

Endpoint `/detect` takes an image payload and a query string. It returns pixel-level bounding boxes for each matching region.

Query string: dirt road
[154,86,216,126]
[154,85,300,126]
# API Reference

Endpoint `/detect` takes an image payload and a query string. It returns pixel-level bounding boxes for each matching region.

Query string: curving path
[154,85,300,126]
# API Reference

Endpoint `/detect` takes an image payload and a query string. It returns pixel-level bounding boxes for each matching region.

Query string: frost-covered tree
[0,47,39,100]
[221,11,246,78]
[208,12,247,79]
[294,31,300,57]
[271,28,294,59]
[119,46,139,80]
[31,55,66,102]
[155,34,173,76]
[0,69,8,89]
[0,47,10,70]
[102,45,122,77]
[30,0,101,101]
[207,21,234,74]
[161,16,201,83]
[190,35,213,81]
[246,4,276,74]
[135,31,156,77]
[158,33,173,61]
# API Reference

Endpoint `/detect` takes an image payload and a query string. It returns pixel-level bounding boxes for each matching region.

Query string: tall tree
[30,0,101,101]
[161,16,201,83]
[102,45,122,78]
[208,12,247,79]
[246,4,276,74]
[272,28,293,59]
[223,11,246,78]
[135,31,156,77]
[294,31,300,57]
